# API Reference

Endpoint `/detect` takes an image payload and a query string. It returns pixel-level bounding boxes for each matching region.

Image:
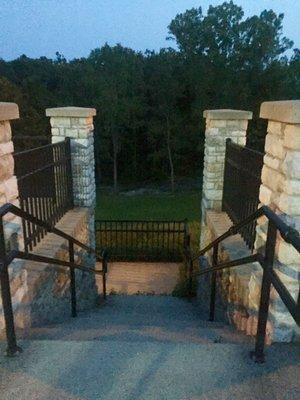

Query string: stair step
[1,339,300,400]
[15,295,252,345]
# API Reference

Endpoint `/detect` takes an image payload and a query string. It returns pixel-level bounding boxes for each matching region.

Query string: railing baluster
[0,218,22,356]
[251,220,277,363]
[14,141,73,248]
[222,139,264,250]
[69,240,77,318]
[102,251,107,299]
[209,243,218,322]
[184,231,193,298]
[65,138,74,209]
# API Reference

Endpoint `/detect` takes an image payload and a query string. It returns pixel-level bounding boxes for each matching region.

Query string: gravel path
[0,296,300,400]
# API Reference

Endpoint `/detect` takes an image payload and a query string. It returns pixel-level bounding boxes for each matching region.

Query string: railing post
[185,233,194,298]
[65,137,74,209]
[209,243,218,321]
[183,221,194,298]
[0,219,22,356]
[188,257,193,298]
[252,220,277,363]
[221,138,231,212]
[102,250,108,300]
[69,240,77,317]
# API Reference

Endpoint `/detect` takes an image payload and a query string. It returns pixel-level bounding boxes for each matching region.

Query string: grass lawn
[95,191,201,222]
[95,190,201,296]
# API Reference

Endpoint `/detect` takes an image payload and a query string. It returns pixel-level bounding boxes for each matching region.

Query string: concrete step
[16,295,251,345]
[1,339,300,400]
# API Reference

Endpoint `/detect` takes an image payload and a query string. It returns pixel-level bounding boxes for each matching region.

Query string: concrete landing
[0,296,299,400]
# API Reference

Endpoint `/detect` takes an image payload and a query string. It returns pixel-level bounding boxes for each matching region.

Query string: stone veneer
[199,109,257,340]
[200,102,300,343]
[0,102,24,334]
[249,100,300,342]
[46,107,96,208]
[0,208,98,334]
[0,102,23,251]
[46,106,97,254]
[199,210,270,343]
[201,109,252,248]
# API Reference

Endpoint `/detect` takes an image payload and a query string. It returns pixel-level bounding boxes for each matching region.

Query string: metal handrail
[0,203,105,261]
[0,202,108,357]
[187,205,300,363]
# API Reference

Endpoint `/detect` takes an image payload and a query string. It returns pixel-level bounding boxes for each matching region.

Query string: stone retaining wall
[0,208,98,335]
[200,210,272,343]
[1,104,98,336]
[250,101,300,342]
[200,102,300,343]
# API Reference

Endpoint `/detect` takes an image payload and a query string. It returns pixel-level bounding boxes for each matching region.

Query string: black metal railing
[0,202,108,357]
[96,220,189,262]
[187,205,300,363]
[13,135,50,152]
[222,139,264,250]
[14,138,73,251]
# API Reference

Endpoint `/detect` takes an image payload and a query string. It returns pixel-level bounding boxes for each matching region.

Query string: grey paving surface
[0,296,300,400]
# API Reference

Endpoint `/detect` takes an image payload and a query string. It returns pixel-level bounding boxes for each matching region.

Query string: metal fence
[95,220,189,262]
[222,139,264,250]
[14,138,73,251]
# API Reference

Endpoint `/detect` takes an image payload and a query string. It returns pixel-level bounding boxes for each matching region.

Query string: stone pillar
[0,102,25,333]
[249,100,300,342]
[46,107,96,208]
[0,102,23,250]
[200,109,252,247]
[46,107,97,255]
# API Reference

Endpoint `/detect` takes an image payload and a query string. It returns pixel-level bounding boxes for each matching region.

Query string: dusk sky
[1,0,299,60]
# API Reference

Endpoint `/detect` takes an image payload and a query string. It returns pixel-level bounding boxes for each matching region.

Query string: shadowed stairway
[1,295,300,400]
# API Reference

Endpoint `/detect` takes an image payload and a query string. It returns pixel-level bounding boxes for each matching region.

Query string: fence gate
[222,138,264,250]
[14,138,73,251]
[95,220,189,262]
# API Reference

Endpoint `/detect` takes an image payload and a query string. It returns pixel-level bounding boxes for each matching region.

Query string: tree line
[0,1,299,191]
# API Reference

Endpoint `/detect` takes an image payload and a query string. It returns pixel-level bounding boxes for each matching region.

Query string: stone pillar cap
[0,102,19,121]
[203,109,252,120]
[260,100,300,124]
[46,106,96,118]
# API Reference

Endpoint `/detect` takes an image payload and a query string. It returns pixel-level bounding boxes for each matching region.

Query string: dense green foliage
[1,2,299,190]
[95,191,201,221]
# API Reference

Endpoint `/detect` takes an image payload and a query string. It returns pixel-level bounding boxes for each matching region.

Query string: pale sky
[0,0,299,60]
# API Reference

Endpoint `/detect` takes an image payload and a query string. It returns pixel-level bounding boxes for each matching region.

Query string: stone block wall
[249,100,300,342]
[0,103,23,251]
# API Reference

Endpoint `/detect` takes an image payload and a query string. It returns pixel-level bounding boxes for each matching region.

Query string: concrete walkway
[1,296,300,400]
